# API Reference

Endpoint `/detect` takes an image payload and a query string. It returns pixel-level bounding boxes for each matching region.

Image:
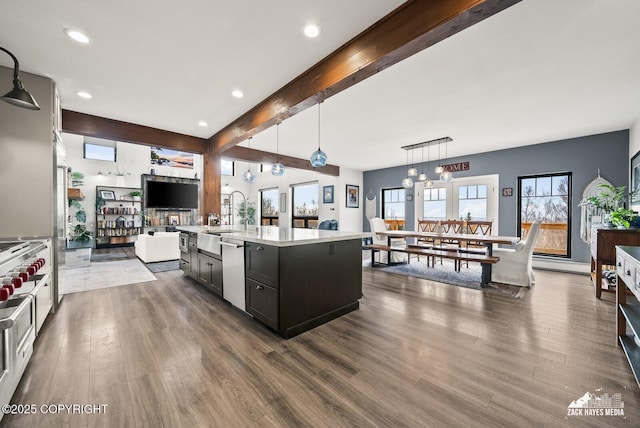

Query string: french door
[414,174,499,233]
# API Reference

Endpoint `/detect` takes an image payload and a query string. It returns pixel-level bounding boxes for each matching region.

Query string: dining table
[374,230,520,285]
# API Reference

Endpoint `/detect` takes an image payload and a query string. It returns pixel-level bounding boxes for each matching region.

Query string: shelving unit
[221,193,233,225]
[615,245,640,388]
[95,186,142,248]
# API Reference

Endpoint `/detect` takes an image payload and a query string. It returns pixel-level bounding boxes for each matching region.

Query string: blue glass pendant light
[242,137,256,183]
[271,122,285,176]
[310,102,327,168]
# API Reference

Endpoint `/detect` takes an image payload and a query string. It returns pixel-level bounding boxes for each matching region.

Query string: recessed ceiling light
[304,24,320,38]
[64,29,90,44]
[232,90,244,98]
[198,121,208,127]
[77,91,92,99]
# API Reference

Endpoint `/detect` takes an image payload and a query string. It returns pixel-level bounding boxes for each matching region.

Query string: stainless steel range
[0,239,52,421]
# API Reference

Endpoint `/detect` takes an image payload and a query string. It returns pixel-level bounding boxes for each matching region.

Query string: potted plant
[237,201,256,225]
[69,224,93,243]
[586,183,627,213]
[610,207,637,229]
[70,171,84,187]
[129,190,142,201]
[585,183,640,228]
[68,199,93,248]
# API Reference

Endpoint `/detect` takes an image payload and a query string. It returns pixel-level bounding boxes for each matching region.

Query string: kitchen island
[177,226,364,338]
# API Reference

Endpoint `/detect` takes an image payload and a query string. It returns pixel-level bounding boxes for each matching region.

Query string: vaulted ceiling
[1,0,639,172]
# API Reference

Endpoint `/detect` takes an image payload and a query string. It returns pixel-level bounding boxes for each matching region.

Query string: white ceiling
[1,0,639,172]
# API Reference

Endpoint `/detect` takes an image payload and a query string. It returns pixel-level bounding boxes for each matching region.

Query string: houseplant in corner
[610,207,637,229]
[586,183,629,226]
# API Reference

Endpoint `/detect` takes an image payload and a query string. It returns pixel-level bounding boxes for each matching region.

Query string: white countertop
[176,225,239,234]
[176,225,366,247]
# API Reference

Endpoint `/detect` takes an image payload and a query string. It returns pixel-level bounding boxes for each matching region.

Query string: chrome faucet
[229,190,248,231]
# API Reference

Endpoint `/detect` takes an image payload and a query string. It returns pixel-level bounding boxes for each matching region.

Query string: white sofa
[134,232,180,263]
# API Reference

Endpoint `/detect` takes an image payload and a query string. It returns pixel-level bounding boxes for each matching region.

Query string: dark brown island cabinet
[245,239,362,338]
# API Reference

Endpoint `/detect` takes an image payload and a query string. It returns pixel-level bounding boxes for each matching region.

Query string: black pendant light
[0,47,40,110]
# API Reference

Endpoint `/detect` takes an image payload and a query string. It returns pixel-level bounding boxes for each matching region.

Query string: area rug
[145,259,180,273]
[363,258,528,298]
[90,252,128,262]
[65,259,157,294]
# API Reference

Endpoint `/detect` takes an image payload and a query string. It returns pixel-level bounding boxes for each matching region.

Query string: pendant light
[418,146,427,181]
[424,143,434,188]
[242,137,256,183]
[271,122,285,176]
[0,47,40,110]
[440,139,452,182]
[401,150,414,188]
[435,142,444,174]
[310,102,327,167]
[408,149,418,177]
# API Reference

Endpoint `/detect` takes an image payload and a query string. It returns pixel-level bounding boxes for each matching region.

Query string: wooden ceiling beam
[222,146,340,177]
[62,109,208,154]
[209,0,521,154]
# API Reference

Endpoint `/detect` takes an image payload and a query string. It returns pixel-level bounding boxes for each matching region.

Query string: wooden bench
[364,244,499,285]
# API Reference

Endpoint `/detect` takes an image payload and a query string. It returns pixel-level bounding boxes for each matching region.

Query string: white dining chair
[369,217,407,264]
[491,221,541,287]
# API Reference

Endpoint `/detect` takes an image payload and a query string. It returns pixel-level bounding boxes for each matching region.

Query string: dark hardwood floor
[2,260,639,427]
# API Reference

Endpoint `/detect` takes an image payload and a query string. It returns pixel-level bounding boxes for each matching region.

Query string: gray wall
[363,130,629,263]
[0,66,55,238]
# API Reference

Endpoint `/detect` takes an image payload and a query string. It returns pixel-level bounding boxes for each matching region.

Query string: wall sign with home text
[441,162,469,172]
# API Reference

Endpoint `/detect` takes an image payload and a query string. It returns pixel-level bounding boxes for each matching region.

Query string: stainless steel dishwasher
[220,237,246,312]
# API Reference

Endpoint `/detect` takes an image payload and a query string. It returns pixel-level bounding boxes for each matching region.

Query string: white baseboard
[532,258,590,275]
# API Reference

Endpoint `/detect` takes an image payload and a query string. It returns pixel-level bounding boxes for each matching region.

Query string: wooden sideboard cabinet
[615,246,640,388]
[591,227,640,298]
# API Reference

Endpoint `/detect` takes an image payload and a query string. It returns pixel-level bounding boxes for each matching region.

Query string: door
[55,166,67,302]
[415,174,499,232]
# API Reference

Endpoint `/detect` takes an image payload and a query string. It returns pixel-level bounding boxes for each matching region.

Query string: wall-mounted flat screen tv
[146,181,198,209]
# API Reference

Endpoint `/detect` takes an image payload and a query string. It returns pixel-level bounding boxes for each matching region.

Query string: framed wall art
[346,184,359,208]
[99,190,115,200]
[323,185,334,204]
[631,151,640,207]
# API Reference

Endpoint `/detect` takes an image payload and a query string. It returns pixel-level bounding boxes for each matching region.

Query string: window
[415,175,498,229]
[458,184,488,220]
[84,143,116,162]
[382,188,405,230]
[382,188,405,219]
[292,182,318,228]
[221,159,234,176]
[518,173,571,257]
[423,187,447,220]
[261,188,279,226]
